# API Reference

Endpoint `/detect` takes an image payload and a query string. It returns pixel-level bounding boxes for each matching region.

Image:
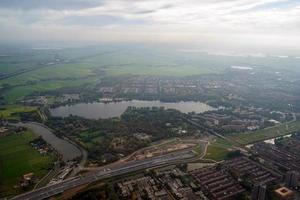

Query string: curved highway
[12,150,195,200]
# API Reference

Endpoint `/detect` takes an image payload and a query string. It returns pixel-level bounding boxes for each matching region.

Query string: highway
[12,150,195,200]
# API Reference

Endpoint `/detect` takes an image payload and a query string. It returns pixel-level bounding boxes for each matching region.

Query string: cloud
[0,0,102,10]
[62,15,149,27]
[0,0,299,53]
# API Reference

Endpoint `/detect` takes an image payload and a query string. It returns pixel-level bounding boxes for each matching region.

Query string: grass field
[204,138,233,161]
[205,146,230,161]
[0,131,55,197]
[0,63,94,87]
[0,55,100,104]
[105,64,216,77]
[0,47,227,104]
[2,77,99,104]
[204,121,300,161]
[2,44,300,105]
[228,120,300,145]
[0,105,37,120]
[0,61,217,104]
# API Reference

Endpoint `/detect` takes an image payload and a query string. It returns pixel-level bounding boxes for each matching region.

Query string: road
[184,117,250,155]
[12,150,195,200]
[184,117,227,140]
[184,117,243,147]
[199,140,210,159]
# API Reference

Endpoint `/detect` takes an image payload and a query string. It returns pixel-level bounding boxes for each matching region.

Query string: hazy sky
[0,0,299,52]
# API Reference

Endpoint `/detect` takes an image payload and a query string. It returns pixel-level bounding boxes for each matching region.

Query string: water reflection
[50,100,215,119]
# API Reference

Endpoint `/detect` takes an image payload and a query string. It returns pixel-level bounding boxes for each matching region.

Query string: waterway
[50,100,215,119]
[15,122,82,161]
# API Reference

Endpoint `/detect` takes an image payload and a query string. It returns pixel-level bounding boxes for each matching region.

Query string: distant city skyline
[0,0,299,53]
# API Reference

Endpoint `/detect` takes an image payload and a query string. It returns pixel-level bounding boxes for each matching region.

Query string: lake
[50,100,215,119]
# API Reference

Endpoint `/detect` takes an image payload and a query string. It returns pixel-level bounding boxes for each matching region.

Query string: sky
[0,0,299,52]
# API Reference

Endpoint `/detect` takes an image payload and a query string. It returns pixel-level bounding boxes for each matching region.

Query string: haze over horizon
[2,2,300,200]
[0,0,300,54]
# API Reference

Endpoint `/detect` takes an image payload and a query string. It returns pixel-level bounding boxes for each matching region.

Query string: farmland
[0,105,37,120]
[2,78,98,104]
[2,45,300,105]
[0,131,55,197]
[0,46,229,104]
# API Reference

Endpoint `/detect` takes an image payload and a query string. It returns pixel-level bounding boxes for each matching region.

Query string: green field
[205,146,230,161]
[0,47,227,104]
[105,64,216,77]
[0,105,37,120]
[204,138,233,161]
[0,61,216,104]
[204,121,300,160]
[0,63,94,87]
[2,77,98,104]
[2,45,298,105]
[0,60,99,104]
[228,120,300,145]
[0,131,55,197]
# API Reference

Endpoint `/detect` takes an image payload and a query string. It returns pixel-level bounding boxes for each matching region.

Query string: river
[15,122,82,162]
[50,100,215,119]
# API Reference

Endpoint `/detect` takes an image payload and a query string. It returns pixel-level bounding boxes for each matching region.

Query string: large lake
[50,100,215,119]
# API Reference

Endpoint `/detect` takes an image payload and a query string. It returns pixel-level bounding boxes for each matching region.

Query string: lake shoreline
[50,100,216,120]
